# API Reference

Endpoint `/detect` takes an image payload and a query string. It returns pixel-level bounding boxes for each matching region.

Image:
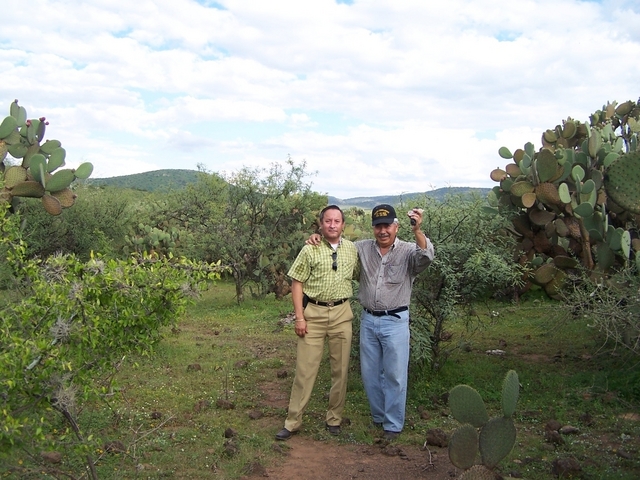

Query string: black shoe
[383,430,400,441]
[275,428,297,441]
[325,423,341,435]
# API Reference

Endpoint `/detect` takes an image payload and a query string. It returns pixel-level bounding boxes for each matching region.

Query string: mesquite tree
[399,194,524,371]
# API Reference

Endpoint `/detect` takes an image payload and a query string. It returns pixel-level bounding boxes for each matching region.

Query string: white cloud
[1,0,638,198]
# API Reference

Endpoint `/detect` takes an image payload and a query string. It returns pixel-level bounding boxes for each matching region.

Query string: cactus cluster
[0,100,93,215]
[448,370,520,480]
[489,99,640,297]
[124,223,183,256]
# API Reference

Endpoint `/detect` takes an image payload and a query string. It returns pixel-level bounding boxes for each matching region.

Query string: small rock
[41,451,62,464]
[485,349,505,356]
[544,430,564,445]
[381,445,404,456]
[425,428,448,448]
[216,399,235,410]
[150,411,162,420]
[341,417,351,426]
[551,457,582,478]
[223,439,239,457]
[234,360,248,369]
[194,399,212,412]
[559,425,579,435]
[277,370,288,379]
[187,363,202,372]
[545,419,562,432]
[420,410,431,420]
[224,427,237,438]
[242,461,266,476]
[614,448,632,459]
[248,410,263,420]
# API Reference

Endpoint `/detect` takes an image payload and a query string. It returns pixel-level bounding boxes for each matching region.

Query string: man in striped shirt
[275,205,359,441]
[358,204,434,440]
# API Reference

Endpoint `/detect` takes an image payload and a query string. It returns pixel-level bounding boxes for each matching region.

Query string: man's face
[320,209,344,243]
[373,222,398,248]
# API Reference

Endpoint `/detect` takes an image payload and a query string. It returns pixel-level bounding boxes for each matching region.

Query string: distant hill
[87,169,490,207]
[86,169,203,192]
[328,187,491,209]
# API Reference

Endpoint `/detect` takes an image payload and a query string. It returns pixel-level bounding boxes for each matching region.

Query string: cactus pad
[4,166,27,188]
[449,424,478,470]
[604,151,640,214]
[479,417,516,468]
[501,370,519,417]
[45,168,75,192]
[459,464,499,480]
[51,188,77,208]
[449,385,489,428]
[11,180,45,198]
[42,194,62,216]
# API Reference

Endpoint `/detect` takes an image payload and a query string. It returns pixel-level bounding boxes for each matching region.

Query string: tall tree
[163,159,325,301]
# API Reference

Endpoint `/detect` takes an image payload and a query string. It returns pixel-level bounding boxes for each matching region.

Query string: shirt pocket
[384,262,406,284]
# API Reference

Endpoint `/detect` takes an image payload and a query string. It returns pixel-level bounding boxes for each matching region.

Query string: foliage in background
[149,158,326,302]
[563,267,640,358]
[488,98,640,298]
[86,168,201,192]
[16,186,144,260]
[0,202,225,478]
[397,194,524,371]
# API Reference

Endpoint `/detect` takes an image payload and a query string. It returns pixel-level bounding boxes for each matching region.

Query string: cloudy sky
[2,0,638,199]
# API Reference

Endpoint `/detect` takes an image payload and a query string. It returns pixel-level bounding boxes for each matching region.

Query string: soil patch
[246,436,457,479]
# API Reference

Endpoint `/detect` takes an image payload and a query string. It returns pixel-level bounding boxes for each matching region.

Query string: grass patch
[6,282,640,479]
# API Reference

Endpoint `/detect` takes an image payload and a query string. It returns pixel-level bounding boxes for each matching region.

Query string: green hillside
[88,169,490,207]
[86,169,203,192]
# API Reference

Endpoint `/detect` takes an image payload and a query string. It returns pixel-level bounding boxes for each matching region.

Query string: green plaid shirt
[287,238,358,302]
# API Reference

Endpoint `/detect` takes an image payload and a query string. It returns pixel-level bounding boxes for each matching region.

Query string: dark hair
[319,205,344,222]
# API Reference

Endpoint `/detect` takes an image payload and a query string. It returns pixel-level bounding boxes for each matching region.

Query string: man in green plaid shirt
[275,205,359,440]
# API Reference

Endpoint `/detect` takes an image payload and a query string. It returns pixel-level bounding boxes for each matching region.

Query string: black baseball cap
[371,204,397,226]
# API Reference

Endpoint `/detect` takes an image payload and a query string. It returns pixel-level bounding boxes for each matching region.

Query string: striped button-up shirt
[287,238,358,302]
[356,236,434,311]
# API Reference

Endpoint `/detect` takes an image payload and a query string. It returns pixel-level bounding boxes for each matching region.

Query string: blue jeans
[359,309,410,433]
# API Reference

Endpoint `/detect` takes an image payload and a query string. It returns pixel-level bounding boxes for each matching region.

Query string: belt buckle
[327,301,335,307]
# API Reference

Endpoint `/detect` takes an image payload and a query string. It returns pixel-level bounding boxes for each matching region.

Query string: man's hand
[407,208,424,231]
[295,319,307,337]
[305,233,322,246]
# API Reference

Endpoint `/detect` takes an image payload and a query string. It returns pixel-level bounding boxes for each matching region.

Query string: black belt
[363,306,408,318]
[307,298,349,307]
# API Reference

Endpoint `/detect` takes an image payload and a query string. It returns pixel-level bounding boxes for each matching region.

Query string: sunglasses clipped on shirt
[331,251,337,271]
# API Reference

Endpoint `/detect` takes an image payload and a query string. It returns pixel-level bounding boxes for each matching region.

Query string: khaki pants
[284,301,353,431]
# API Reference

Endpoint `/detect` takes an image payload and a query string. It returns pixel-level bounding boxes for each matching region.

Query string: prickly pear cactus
[0,100,93,215]
[488,99,640,296]
[448,370,519,479]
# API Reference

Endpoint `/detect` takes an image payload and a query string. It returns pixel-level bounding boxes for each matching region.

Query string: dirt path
[251,436,457,479]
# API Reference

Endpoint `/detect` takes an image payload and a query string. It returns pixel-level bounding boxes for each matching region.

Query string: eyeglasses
[331,251,337,271]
